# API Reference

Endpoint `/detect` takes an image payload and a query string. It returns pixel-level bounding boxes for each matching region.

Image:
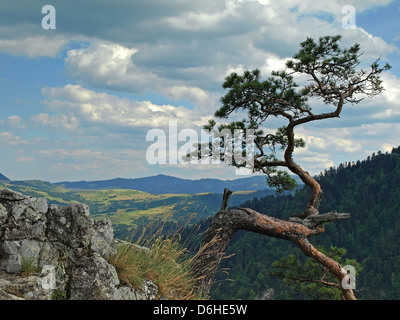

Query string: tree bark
[285,122,323,217]
[294,237,356,300]
[191,188,355,300]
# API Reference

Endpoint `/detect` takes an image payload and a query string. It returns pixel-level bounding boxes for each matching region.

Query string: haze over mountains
[0,173,9,181]
[53,174,281,194]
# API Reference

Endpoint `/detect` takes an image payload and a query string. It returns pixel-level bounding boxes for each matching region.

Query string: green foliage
[21,256,41,276]
[269,246,361,300]
[52,290,67,300]
[211,146,400,300]
[205,35,390,193]
[218,68,309,120]
[267,170,298,194]
[287,35,361,77]
[286,35,390,104]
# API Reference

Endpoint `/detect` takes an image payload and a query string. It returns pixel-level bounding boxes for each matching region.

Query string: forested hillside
[210,146,400,300]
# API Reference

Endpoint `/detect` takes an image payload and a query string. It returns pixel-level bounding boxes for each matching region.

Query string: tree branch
[191,190,354,299]
[220,188,233,211]
[294,237,356,300]
[288,211,351,228]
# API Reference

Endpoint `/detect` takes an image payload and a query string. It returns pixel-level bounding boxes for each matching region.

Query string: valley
[2,147,399,300]
[0,178,275,229]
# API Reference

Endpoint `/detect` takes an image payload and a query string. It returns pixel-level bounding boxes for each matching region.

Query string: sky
[0,0,399,183]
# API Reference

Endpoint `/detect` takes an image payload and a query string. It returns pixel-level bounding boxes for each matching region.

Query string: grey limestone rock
[0,188,157,300]
[69,252,120,300]
[0,268,57,300]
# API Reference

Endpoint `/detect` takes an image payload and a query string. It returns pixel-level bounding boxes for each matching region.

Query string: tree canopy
[204,34,390,217]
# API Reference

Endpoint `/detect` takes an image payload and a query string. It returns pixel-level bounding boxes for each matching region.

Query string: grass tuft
[109,221,203,300]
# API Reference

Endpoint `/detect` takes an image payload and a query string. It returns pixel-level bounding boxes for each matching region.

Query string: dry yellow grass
[108,225,202,300]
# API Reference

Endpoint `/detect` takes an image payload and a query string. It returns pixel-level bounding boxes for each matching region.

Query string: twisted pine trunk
[191,188,355,300]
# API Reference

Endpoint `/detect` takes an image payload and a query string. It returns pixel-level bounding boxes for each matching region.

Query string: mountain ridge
[53,173,291,194]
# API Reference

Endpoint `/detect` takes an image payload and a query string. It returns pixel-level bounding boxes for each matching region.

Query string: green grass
[76,189,211,226]
[21,256,41,276]
[98,205,177,225]
[76,189,153,202]
[109,227,201,300]
[0,182,82,205]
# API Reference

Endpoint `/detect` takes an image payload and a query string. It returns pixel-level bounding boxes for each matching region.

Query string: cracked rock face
[0,188,158,300]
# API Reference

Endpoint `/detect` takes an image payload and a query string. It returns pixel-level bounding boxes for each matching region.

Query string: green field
[0,180,269,228]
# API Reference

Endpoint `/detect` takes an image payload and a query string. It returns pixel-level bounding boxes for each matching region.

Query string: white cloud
[164,85,213,108]
[0,0,399,182]
[380,73,400,105]
[6,115,26,129]
[31,146,154,181]
[297,154,335,173]
[30,113,80,131]
[0,131,29,146]
[41,84,201,129]
[330,137,362,153]
[54,1,399,110]
[0,26,69,57]
[65,41,159,93]
[261,53,290,74]
[342,28,399,61]
[64,40,223,111]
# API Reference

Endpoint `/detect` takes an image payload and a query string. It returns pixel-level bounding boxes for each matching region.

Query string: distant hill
[54,174,297,194]
[0,173,9,181]
[0,179,277,233]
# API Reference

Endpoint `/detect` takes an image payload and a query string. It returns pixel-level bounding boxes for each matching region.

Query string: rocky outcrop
[0,188,158,300]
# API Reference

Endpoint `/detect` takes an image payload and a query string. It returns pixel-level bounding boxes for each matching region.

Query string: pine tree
[191,35,390,300]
